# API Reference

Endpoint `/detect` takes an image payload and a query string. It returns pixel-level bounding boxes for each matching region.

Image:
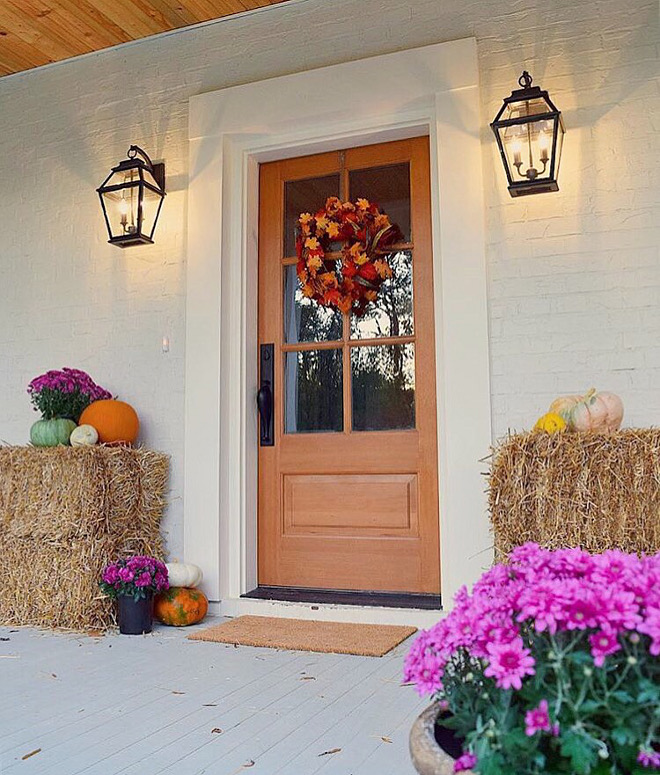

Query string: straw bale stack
[489,429,660,562]
[0,445,168,630]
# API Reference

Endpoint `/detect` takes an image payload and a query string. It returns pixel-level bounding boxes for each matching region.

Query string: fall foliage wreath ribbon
[295,196,401,316]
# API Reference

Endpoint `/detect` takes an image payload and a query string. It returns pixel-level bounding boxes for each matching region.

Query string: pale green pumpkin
[30,418,77,447]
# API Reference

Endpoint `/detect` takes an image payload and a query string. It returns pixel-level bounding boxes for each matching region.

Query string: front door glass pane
[350,250,414,340]
[284,348,343,433]
[284,264,342,343]
[351,343,415,431]
[284,174,340,257]
[348,162,411,242]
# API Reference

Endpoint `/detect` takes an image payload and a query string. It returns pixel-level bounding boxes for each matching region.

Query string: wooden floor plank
[363,703,428,775]
[314,669,422,775]
[11,647,307,773]
[0,621,422,775]
[77,651,345,774]
[120,650,360,773]
[153,652,384,774]
[269,649,413,775]
[3,629,295,743]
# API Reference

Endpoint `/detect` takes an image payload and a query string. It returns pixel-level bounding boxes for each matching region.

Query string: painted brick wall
[0,0,658,558]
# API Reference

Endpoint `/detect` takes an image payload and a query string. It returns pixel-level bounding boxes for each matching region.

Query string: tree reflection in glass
[284,265,342,344]
[284,349,343,433]
[350,251,414,340]
[284,174,340,257]
[351,343,415,431]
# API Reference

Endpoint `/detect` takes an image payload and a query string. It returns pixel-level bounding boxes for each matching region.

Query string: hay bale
[0,446,168,631]
[488,429,660,562]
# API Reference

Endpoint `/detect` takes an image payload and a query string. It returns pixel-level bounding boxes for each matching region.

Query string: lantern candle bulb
[118,197,129,231]
[511,138,522,167]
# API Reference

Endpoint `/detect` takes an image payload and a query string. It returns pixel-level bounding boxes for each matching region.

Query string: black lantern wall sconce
[97,145,166,247]
[491,71,565,197]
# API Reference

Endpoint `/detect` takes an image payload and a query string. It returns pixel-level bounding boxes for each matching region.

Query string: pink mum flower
[591,550,636,586]
[473,613,519,658]
[414,652,445,696]
[549,546,593,578]
[484,637,535,690]
[565,589,601,630]
[454,752,478,772]
[638,749,660,769]
[135,571,153,588]
[510,542,552,578]
[154,572,168,592]
[102,566,119,585]
[118,567,135,583]
[516,578,566,634]
[403,632,446,696]
[638,606,660,656]
[589,629,621,666]
[525,699,553,736]
[599,588,641,631]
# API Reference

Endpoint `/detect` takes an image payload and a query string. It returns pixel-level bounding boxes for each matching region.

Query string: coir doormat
[188,615,417,657]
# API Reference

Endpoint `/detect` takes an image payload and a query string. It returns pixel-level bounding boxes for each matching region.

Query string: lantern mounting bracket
[125,145,166,192]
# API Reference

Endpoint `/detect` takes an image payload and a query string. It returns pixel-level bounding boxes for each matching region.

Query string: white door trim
[185,38,492,623]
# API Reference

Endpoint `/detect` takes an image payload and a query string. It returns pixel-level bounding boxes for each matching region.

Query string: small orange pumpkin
[154,587,209,626]
[79,399,139,445]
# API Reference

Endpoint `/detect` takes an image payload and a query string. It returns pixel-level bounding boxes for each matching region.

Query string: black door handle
[258,343,274,446]
[257,382,272,444]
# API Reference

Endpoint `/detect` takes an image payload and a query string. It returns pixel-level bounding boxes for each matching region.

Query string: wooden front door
[257,137,440,599]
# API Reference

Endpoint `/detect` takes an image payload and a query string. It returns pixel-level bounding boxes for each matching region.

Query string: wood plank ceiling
[0,0,288,77]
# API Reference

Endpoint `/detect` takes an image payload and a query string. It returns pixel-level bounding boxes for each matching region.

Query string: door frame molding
[185,38,492,621]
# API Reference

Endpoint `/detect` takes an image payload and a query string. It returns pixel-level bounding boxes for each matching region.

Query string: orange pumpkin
[154,587,208,626]
[79,399,139,445]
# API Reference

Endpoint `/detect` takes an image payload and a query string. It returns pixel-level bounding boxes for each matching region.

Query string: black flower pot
[117,592,154,635]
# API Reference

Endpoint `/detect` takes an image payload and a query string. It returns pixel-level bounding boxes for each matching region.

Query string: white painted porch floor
[0,619,425,775]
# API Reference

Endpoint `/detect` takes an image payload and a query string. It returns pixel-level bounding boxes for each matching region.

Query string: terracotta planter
[409,703,474,775]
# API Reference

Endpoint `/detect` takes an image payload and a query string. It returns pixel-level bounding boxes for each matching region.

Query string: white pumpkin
[549,388,624,433]
[165,562,203,588]
[70,424,99,447]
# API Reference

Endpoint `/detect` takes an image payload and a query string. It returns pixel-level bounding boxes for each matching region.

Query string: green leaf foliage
[437,627,659,775]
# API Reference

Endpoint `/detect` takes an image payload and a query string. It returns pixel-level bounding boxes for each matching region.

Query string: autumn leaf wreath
[296,197,401,316]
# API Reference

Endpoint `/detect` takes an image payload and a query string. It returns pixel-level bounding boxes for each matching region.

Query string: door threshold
[242,585,442,610]
[214,597,444,628]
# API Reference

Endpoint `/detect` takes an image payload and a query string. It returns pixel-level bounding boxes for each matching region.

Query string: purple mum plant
[27,367,112,422]
[404,543,660,775]
[100,556,169,602]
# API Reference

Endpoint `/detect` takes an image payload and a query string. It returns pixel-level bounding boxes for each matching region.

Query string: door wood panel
[258,136,440,594]
[283,474,418,535]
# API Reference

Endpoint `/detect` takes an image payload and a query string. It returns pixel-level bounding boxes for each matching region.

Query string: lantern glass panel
[142,166,161,190]
[501,117,556,184]
[501,95,552,122]
[554,118,564,176]
[140,185,164,240]
[100,168,142,239]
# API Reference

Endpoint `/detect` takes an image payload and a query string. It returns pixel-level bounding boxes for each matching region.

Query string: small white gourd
[70,424,99,447]
[165,562,203,588]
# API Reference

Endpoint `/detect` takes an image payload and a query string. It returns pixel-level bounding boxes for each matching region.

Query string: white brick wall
[0,0,658,557]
